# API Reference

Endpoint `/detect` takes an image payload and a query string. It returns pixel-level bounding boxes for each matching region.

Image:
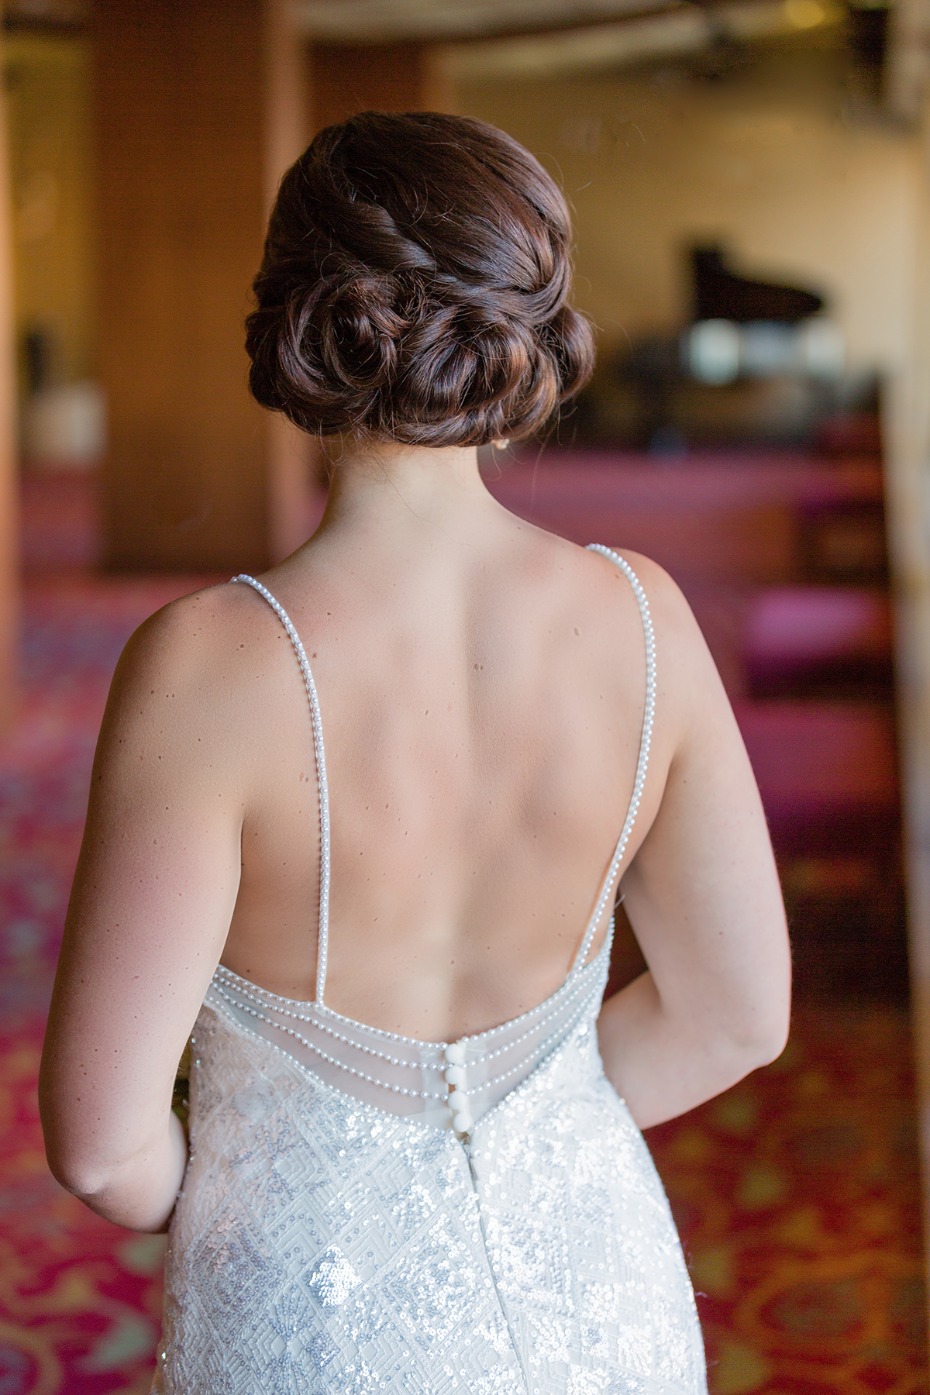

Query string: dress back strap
[230,575,333,1004]
[571,546,657,973]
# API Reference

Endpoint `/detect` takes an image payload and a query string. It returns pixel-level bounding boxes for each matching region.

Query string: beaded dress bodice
[152,545,708,1395]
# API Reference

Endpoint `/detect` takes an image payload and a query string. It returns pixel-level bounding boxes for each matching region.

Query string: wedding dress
[152,545,708,1394]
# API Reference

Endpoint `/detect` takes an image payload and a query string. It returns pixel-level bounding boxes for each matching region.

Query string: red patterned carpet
[0,470,926,1393]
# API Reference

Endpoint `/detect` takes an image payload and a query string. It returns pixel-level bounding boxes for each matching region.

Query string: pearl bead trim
[231,575,332,1003]
[212,965,447,1067]
[210,960,604,1118]
[211,979,448,1101]
[575,546,656,970]
[212,939,601,1064]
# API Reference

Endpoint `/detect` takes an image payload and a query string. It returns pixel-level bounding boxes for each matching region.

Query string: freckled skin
[39,440,789,1234]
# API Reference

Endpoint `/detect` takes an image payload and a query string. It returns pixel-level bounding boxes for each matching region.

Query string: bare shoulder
[110,578,282,698]
[585,546,706,652]
[584,545,727,743]
[97,580,290,786]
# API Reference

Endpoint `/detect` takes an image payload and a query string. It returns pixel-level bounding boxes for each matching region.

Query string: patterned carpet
[0,480,927,1393]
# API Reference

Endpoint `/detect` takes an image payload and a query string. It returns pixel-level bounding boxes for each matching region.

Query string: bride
[40,111,790,1393]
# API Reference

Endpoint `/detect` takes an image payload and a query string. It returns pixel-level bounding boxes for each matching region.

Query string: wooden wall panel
[0,53,18,731]
[308,42,454,133]
[94,0,307,572]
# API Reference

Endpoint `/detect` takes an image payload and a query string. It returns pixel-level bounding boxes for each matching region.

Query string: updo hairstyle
[245,111,595,446]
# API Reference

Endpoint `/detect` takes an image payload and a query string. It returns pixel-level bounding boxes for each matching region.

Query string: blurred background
[1,0,929,1390]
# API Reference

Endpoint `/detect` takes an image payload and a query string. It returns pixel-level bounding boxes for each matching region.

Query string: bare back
[218,516,658,1042]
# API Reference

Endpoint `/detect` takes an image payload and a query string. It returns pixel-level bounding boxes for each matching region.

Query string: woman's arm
[597,558,791,1128]
[39,589,244,1232]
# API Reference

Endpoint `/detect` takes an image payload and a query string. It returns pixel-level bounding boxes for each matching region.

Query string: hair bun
[314,272,403,390]
[246,113,595,445]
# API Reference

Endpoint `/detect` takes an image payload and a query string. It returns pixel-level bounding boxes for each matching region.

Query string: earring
[492,438,510,450]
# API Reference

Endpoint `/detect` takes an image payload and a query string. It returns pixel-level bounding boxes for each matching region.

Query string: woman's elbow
[39,1093,120,1201]
[727,991,791,1073]
[718,936,793,1072]
[686,1003,789,1107]
[749,1013,790,1068]
[40,1113,110,1200]
[43,1133,153,1212]
[47,1160,95,1201]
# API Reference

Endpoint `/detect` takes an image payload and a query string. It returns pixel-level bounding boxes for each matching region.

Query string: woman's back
[219,503,658,1039]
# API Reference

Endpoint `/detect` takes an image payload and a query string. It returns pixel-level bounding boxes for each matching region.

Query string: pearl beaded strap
[231,575,332,1003]
[572,547,657,973]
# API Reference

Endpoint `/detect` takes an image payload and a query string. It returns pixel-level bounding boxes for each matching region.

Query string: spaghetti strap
[571,545,657,972]
[230,574,333,1004]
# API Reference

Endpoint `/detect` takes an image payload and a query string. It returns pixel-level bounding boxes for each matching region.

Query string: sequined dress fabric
[152,546,708,1394]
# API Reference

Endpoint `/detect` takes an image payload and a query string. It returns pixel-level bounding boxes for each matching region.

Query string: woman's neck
[318,439,503,534]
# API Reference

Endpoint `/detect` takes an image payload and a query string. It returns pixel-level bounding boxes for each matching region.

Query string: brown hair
[245,111,595,446]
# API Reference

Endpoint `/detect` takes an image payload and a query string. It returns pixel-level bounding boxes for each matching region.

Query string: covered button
[450,1103,472,1133]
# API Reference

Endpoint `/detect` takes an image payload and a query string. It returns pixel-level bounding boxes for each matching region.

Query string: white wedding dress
[152,545,708,1394]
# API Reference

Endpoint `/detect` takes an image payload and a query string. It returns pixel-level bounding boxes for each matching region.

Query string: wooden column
[884,76,930,1328]
[93,0,310,572]
[307,41,454,133]
[0,52,18,732]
